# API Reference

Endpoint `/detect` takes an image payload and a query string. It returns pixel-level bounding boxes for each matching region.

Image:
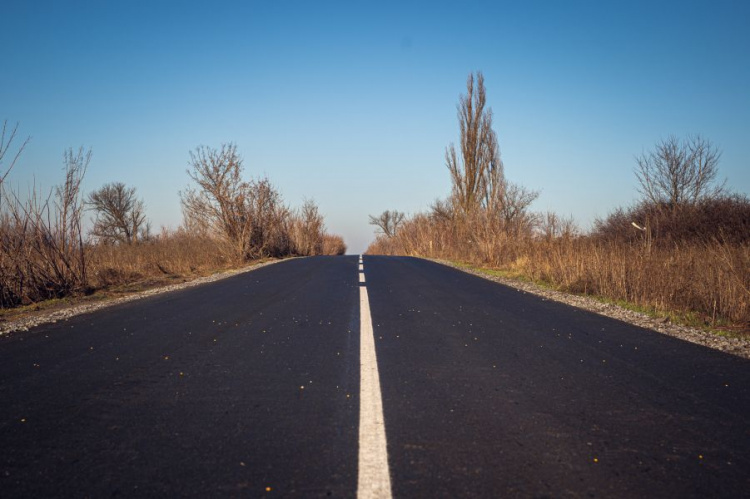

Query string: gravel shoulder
[0,259,284,336]
[433,258,750,360]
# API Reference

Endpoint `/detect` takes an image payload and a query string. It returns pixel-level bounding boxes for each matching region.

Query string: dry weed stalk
[0,148,89,306]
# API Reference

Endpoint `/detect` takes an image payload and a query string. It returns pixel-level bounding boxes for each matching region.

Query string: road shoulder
[0,259,286,336]
[431,258,750,360]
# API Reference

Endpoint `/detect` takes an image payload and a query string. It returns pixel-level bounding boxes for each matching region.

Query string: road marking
[359,272,366,283]
[358,256,392,499]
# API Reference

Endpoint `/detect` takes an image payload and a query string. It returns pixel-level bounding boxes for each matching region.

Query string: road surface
[1,256,748,497]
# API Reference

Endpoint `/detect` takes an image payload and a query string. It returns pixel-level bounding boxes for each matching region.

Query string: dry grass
[86,229,241,289]
[367,215,750,331]
[0,223,257,309]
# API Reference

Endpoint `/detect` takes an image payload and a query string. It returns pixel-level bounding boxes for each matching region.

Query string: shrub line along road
[1,256,749,497]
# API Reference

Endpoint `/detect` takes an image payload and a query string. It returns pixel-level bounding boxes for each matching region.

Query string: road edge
[0,258,289,336]
[428,257,750,360]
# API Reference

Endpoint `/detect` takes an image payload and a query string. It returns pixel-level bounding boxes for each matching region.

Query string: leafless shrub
[499,181,539,235]
[368,210,405,238]
[0,147,90,306]
[88,182,149,244]
[289,199,324,256]
[245,177,291,258]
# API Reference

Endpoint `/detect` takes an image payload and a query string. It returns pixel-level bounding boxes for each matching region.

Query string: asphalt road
[1,255,749,497]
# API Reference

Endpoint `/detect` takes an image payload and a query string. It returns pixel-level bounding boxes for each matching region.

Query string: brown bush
[321,234,347,255]
[593,195,750,245]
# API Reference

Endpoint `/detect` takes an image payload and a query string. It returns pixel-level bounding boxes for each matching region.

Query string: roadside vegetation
[0,122,345,311]
[366,72,749,332]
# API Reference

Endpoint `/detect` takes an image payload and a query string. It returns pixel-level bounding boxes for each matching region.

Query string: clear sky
[2,0,748,254]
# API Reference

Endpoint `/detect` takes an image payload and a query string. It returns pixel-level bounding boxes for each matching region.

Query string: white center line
[357,256,392,499]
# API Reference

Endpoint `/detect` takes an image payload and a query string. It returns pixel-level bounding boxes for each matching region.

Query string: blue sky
[2,0,748,253]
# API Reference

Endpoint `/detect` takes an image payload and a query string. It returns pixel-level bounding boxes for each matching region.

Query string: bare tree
[87,182,148,244]
[446,71,504,215]
[369,210,405,238]
[635,135,724,212]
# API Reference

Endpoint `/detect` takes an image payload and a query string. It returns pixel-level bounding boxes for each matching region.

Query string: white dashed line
[357,255,392,499]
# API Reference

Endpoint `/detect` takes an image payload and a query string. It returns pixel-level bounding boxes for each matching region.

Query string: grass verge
[0,258,277,328]
[445,258,747,339]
